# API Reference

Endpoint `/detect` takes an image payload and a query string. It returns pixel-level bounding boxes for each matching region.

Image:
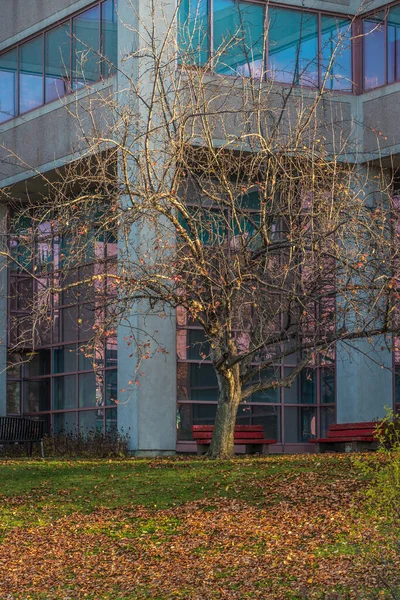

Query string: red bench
[310,421,380,452]
[192,425,276,455]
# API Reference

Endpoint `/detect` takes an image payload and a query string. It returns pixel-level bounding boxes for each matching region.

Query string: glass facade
[177,314,335,446]
[363,5,400,90]
[179,0,353,90]
[7,210,118,435]
[0,0,117,123]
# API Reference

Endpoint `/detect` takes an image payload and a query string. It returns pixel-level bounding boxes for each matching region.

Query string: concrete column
[336,166,393,423]
[116,0,177,455]
[0,204,7,416]
[336,338,392,423]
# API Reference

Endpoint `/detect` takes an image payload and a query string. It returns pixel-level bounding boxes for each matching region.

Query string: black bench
[0,417,45,457]
[192,425,276,454]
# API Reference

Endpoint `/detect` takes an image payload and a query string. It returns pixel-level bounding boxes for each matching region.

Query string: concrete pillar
[0,204,7,416]
[336,166,393,423]
[116,0,177,455]
[336,338,392,423]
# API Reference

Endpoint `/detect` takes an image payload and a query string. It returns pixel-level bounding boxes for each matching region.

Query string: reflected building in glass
[0,0,399,453]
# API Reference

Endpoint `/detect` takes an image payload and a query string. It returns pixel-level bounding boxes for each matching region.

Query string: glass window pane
[321,16,352,91]
[25,349,51,377]
[213,0,265,76]
[19,36,44,114]
[45,23,71,103]
[105,369,117,405]
[387,6,400,83]
[79,409,104,434]
[321,368,335,403]
[24,379,50,412]
[268,7,318,86]
[300,368,316,404]
[73,5,100,87]
[101,0,118,77]
[252,405,281,441]
[105,407,117,432]
[53,345,76,374]
[248,368,280,403]
[79,372,104,407]
[320,406,335,438]
[363,15,385,90]
[106,338,117,367]
[283,367,298,403]
[178,0,209,66]
[0,49,16,122]
[284,406,316,443]
[53,375,76,410]
[7,382,21,414]
[53,411,76,434]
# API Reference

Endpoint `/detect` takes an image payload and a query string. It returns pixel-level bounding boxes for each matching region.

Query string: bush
[375,408,400,450]
[0,428,130,458]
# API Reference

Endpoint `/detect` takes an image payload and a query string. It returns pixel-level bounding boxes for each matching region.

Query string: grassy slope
[0,454,397,600]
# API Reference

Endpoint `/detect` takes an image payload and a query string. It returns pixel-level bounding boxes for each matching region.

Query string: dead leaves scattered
[0,463,397,599]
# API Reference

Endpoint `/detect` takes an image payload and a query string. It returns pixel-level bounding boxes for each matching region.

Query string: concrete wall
[0,0,94,46]
[0,81,114,187]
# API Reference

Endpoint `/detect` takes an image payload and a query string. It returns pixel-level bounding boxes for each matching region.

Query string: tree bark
[207,365,242,459]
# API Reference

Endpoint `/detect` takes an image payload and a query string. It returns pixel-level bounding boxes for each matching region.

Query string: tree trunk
[208,366,242,459]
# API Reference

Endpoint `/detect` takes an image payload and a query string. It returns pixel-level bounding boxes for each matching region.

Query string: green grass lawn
[0,454,397,599]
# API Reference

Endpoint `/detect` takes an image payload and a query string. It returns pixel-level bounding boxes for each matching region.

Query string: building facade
[0,0,399,454]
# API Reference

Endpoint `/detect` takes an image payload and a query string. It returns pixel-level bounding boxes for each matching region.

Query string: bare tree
[2,0,397,457]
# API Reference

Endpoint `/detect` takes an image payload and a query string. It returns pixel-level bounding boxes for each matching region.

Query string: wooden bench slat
[311,436,375,443]
[192,425,264,432]
[193,431,265,440]
[327,429,376,438]
[196,438,277,446]
[329,422,378,431]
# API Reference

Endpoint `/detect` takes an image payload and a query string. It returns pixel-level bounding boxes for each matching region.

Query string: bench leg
[196,444,208,455]
[40,440,45,459]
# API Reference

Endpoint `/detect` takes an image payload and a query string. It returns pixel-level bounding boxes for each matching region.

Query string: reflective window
[53,412,77,435]
[363,14,385,90]
[19,37,44,114]
[73,5,100,87]
[178,0,209,65]
[213,0,265,77]
[101,0,118,77]
[45,24,71,102]
[268,7,318,86]
[53,375,76,410]
[387,6,400,84]
[0,50,16,123]
[321,16,352,90]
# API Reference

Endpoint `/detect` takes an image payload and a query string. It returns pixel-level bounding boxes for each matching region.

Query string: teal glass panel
[284,406,316,442]
[79,409,104,434]
[387,6,400,83]
[105,369,117,405]
[248,368,280,403]
[79,372,104,407]
[45,23,71,102]
[363,14,385,89]
[53,345,76,374]
[72,5,100,87]
[105,407,118,432]
[6,381,21,414]
[321,368,335,403]
[0,49,16,122]
[53,375,76,410]
[178,0,209,66]
[101,0,118,77]
[53,412,76,435]
[268,7,318,86]
[24,379,50,412]
[321,16,352,91]
[213,0,265,76]
[19,36,44,114]
[300,368,316,404]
